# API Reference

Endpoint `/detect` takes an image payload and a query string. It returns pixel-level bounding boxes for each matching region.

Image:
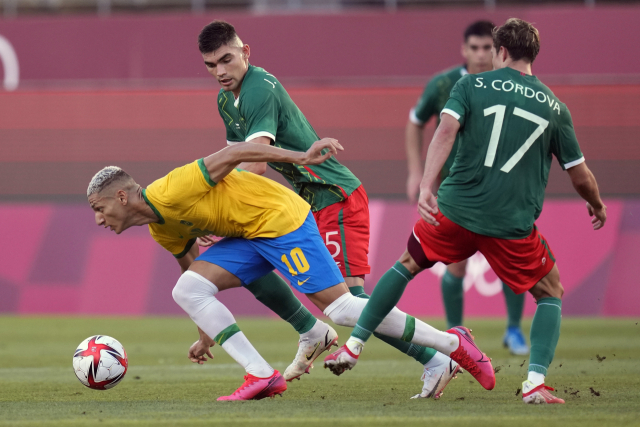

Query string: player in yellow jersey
[87,139,493,401]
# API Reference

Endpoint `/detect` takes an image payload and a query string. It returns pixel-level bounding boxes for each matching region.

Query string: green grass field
[1,317,639,427]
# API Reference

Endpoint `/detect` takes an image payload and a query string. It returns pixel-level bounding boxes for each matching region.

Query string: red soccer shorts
[411,211,555,294]
[313,185,371,278]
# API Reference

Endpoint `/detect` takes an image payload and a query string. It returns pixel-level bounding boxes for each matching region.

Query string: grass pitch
[1,317,639,427]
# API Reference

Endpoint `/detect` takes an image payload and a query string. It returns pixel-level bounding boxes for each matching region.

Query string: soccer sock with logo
[350,286,436,364]
[441,270,464,329]
[502,282,525,329]
[334,262,458,355]
[245,272,317,334]
[528,297,562,383]
[172,271,274,378]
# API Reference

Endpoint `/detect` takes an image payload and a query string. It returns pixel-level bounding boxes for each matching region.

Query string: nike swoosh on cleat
[324,331,331,347]
[305,342,321,361]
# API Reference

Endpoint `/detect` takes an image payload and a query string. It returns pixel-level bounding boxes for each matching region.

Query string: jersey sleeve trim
[564,156,585,169]
[246,131,275,142]
[141,189,165,225]
[441,108,461,121]
[173,238,197,259]
[227,140,241,146]
[197,158,217,187]
[409,108,424,126]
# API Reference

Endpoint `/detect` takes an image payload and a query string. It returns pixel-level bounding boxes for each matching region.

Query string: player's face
[462,35,493,73]
[202,43,250,95]
[88,192,130,235]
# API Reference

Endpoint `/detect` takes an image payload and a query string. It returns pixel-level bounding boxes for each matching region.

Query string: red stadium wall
[0,5,639,85]
[0,199,638,317]
[1,85,639,197]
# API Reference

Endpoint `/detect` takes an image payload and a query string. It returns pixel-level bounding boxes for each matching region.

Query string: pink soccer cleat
[323,343,360,376]
[217,370,287,401]
[522,381,565,404]
[446,326,495,390]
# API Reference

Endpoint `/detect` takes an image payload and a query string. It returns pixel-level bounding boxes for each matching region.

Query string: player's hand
[586,202,607,230]
[300,138,344,165]
[188,339,215,365]
[196,235,221,247]
[418,190,439,226]
[406,170,423,203]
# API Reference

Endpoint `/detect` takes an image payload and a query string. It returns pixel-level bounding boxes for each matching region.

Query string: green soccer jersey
[437,67,584,239]
[411,65,468,176]
[218,65,361,212]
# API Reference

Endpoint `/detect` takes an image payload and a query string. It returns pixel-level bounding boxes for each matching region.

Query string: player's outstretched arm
[203,138,343,184]
[566,162,607,230]
[417,114,460,225]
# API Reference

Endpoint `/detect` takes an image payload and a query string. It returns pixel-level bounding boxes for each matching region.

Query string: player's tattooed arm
[418,114,460,225]
[203,138,344,184]
[566,162,607,230]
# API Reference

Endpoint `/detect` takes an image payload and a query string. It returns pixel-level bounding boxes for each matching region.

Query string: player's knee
[171,276,191,309]
[447,261,467,278]
[551,281,564,299]
[172,271,218,312]
[324,294,362,327]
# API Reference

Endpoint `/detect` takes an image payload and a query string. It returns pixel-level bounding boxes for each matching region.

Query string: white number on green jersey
[483,105,549,173]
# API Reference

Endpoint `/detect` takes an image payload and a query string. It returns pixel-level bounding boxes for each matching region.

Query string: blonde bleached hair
[87,166,133,198]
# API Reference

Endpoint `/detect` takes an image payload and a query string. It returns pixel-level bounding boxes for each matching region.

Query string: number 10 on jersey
[281,248,310,276]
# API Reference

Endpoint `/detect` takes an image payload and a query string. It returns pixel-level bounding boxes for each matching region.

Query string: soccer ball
[72,335,128,390]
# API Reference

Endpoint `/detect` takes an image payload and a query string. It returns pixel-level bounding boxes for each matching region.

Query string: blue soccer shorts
[195,211,345,293]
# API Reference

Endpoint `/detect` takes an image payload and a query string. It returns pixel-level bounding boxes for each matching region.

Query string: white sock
[424,351,450,369]
[300,319,325,340]
[222,332,274,378]
[345,337,365,355]
[528,371,545,387]
[323,293,459,356]
[413,321,459,356]
[173,271,273,378]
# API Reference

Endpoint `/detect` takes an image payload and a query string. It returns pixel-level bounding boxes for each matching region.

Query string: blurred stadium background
[0,0,639,321]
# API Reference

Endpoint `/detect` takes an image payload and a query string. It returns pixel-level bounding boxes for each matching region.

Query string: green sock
[351,261,413,342]
[349,286,436,365]
[441,270,464,329]
[245,272,316,334]
[502,282,525,328]
[529,297,562,375]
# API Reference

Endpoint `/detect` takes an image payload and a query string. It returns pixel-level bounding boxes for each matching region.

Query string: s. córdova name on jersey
[475,77,561,115]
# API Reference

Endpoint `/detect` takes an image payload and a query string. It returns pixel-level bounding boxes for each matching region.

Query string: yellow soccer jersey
[142,159,311,257]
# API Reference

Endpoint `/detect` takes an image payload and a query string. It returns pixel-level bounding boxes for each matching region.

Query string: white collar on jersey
[460,67,469,76]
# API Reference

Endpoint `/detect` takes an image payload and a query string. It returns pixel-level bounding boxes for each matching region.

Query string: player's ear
[242,44,250,60]
[116,189,128,205]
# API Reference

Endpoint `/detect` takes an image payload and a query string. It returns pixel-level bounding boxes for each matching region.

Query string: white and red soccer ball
[73,335,128,390]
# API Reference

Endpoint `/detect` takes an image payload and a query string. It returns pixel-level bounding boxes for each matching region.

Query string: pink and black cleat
[446,326,495,390]
[323,343,360,376]
[217,370,287,401]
